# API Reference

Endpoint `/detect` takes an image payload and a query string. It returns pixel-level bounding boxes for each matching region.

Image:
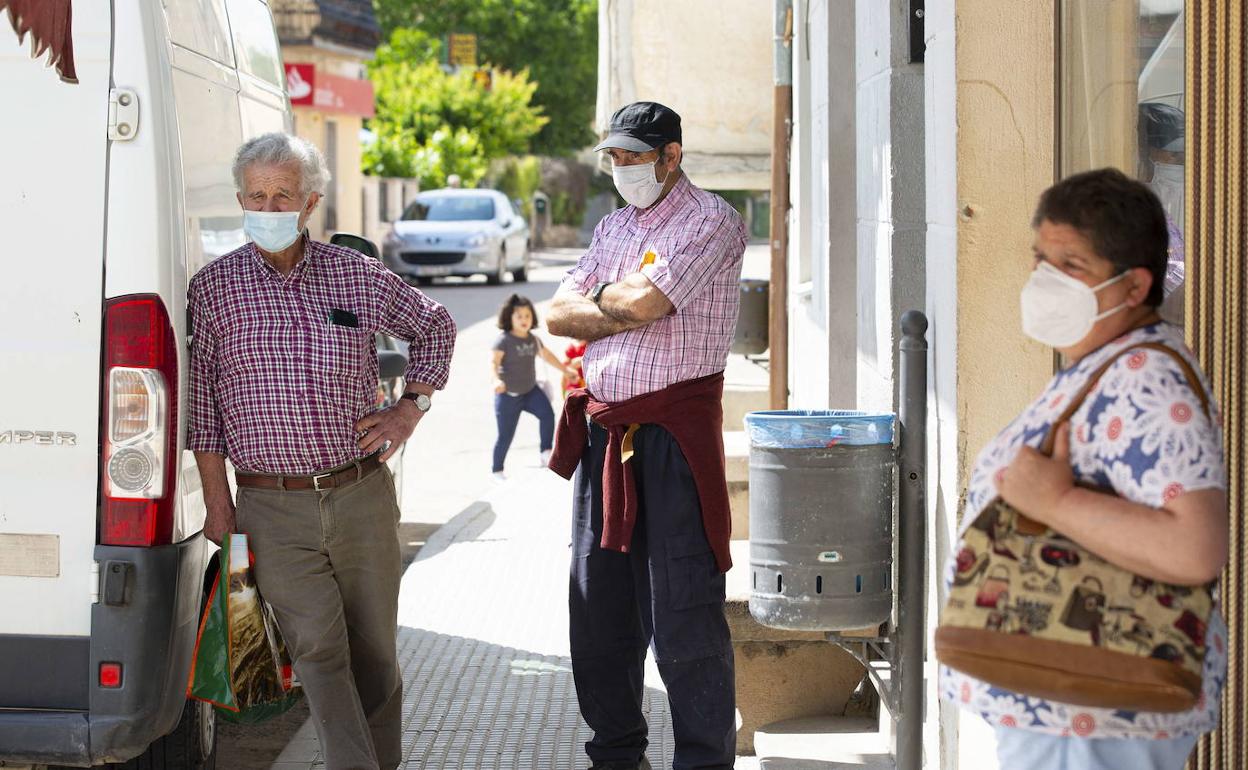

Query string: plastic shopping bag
[186,533,301,724]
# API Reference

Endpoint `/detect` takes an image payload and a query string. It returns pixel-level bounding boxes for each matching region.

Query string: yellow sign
[448,33,478,67]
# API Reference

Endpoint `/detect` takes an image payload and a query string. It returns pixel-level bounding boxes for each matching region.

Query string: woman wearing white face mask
[939,168,1229,770]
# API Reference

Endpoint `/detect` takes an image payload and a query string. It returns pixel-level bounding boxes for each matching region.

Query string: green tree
[487,155,543,216]
[374,0,598,155]
[364,28,548,188]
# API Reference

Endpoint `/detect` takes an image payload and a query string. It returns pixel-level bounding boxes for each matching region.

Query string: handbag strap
[1039,341,1212,456]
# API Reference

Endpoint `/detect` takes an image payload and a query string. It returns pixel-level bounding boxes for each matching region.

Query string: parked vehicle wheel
[486,251,506,286]
[111,696,216,769]
[513,257,529,283]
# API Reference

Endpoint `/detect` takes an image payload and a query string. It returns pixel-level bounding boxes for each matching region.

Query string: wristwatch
[588,281,611,306]
[400,392,432,412]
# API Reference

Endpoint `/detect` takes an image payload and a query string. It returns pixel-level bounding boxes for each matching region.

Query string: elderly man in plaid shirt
[188,133,455,770]
[548,102,747,770]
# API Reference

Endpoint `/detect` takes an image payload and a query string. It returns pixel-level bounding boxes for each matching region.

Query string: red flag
[2,0,77,83]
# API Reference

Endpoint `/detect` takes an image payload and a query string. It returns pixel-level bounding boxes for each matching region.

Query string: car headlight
[384,230,403,246]
[464,233,488,248]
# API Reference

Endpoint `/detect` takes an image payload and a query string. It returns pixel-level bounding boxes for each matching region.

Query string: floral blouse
[940,322,1228,739]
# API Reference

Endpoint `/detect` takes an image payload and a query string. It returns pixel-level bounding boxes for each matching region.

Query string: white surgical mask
[244,205,305,253]
[1020,261,1130,348]
[612,159,668,209]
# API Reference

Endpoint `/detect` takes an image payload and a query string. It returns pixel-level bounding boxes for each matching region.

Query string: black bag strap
[1039,341,1212,456]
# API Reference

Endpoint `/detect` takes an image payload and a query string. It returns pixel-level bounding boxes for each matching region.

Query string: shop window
[1060,1,1185,323]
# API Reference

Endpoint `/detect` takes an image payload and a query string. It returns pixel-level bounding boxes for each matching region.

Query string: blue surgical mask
[244,205,305,252]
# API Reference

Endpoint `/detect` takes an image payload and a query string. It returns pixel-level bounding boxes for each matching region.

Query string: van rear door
[0,1,113,707]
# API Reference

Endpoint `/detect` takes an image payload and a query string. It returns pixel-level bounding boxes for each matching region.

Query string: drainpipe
[769,0,793,410]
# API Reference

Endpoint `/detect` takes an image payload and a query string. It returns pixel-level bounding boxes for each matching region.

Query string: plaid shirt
[560,174,747,403]
[188,239,456,475]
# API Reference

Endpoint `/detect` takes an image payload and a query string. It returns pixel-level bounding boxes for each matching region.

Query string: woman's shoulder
[1095,323,1209,394]
[1075,322,1199,382]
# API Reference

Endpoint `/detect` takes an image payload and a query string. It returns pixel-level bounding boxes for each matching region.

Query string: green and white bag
[186,533,301,723]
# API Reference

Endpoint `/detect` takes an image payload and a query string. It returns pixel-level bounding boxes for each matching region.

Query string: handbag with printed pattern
[935,342,1216,713]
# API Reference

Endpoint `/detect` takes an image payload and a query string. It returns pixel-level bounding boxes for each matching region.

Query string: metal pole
[769,0,792,410]
[896,310,928,770]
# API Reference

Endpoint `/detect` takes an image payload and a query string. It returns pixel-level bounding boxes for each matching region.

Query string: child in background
[491,294,578,479]
[562,339,587,395]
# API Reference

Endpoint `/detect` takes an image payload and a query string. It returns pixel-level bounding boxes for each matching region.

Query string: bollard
[896,311,928,770]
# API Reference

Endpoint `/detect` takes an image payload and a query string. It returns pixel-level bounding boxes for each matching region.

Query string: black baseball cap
[593,101,682,153]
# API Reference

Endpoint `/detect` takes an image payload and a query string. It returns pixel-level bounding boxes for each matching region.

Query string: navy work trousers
[492,385,554,472]
[569,422,735,769]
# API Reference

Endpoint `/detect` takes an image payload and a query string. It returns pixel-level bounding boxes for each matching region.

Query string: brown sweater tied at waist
[548,371,732,573]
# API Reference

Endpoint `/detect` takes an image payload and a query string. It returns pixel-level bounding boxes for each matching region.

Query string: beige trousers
[236,465,404,770]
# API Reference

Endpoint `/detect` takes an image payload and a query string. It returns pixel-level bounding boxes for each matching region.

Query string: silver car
[382,188,531,285]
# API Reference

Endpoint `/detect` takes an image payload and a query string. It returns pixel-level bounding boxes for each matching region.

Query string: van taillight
[101,296,178,546]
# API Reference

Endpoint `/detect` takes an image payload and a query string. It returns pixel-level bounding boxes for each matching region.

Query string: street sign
[448,33,478,67]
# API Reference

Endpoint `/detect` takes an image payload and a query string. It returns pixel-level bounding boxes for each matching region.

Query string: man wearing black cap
[546,101,746,770]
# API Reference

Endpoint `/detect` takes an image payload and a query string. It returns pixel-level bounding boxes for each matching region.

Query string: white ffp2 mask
[612,160,668,209]
[1020,261,1129,348]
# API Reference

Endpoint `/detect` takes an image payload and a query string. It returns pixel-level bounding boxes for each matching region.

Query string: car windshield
[402,196,495,222]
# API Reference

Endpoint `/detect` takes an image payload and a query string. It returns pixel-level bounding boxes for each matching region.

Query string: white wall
[788,0,923,413]
[597,0,773,190]
[855,0,926,414]
[924,2,1001,768]
[788,0,829,408]
[924,1,962,767]
[788,0,857,410]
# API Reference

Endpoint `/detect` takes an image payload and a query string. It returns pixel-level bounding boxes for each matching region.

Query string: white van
[0,1,289,766]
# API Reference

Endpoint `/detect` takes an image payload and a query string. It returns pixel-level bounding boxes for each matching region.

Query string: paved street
[217,251,696,769]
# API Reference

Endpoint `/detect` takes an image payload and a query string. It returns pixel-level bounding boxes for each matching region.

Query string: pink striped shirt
[559,174,747,403]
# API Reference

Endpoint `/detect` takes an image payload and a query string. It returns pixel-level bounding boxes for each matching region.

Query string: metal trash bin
[731,278,769,355]
[744,410,896,630]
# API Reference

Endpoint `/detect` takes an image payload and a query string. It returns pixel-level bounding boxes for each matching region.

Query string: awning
[2,0,77,83]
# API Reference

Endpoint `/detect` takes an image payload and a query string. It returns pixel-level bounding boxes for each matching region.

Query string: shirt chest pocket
[312,322,371,380]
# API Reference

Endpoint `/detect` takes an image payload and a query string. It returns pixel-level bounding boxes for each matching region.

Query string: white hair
[232,132,331,196]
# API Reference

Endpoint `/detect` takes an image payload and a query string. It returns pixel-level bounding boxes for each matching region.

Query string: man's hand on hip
[356,399,424,461]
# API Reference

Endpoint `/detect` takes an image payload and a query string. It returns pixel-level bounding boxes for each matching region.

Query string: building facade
[596,0,774,191]
[270,0,378,240]
[785,1,1245,767]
